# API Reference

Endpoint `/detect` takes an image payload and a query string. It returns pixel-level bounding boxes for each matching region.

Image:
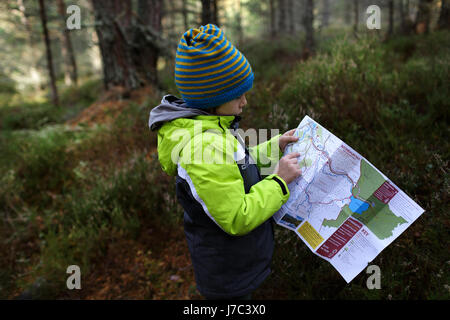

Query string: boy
[149,24,301,299]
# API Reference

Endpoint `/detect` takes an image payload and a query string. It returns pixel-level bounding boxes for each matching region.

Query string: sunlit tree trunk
[38,0,59,106]
[92,0,135,90]
[56,0,78,86]
[134,0,163,85]
[92,0,162,91]
[17,0,33,44]
[17,0,41,91]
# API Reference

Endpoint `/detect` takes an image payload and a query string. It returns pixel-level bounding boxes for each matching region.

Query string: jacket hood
[149,94,240,176]
[148,94,211,131]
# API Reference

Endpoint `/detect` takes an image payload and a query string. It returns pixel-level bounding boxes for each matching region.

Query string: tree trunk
[344,0,352,25]
[388,0,394,36]
[182,0,189,30]
[415,0,433,34]
[288,0,295,34]
[201,0,211,25]
[17,0,33,44]
[201,0,219,26]
[56,0,78,86]
[92,0,161,91]
[322,0,330,28]
[134,0,162,85]
[353,0,359,33]
[269,0,276,38]
[399,0,406,33]
[438,0,450,30]
[167,0,176,37]
[400,0,414,34]
[38,0,59,106]
[236,0,243,45]
[17,0,41,91]
[213,0,219,26]
[302,0,314,58]
[278,0,286,33]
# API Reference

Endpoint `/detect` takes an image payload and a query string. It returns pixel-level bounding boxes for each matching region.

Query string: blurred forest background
[0,0,448,299]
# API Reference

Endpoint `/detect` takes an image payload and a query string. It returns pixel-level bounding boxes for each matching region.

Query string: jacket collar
[194,115,241,132]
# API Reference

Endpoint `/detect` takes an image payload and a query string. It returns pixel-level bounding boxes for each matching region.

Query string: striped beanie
[175,24,254,109]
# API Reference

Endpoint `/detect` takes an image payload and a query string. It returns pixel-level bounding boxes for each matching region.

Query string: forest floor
[63,222,202,300]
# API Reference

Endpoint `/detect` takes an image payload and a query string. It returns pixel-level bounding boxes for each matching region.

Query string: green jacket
[156,113,290,236]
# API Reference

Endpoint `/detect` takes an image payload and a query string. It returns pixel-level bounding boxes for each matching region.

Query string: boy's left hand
[279,129,299,152]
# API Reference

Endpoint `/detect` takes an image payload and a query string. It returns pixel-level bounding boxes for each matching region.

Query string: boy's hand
[274,152,302,185]
[279,129,299,152]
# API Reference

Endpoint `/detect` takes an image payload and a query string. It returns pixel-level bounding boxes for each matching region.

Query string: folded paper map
[273,115,425,283]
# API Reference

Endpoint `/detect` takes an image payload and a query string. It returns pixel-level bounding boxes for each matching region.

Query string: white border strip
[177,164,226,232]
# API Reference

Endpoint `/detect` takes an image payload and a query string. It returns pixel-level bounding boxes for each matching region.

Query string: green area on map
[322,159,407,240]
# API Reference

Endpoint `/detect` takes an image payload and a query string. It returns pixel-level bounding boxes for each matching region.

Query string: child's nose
[241,95,247,106]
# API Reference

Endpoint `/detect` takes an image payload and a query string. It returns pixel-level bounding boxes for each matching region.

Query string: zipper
[217,118,225,132]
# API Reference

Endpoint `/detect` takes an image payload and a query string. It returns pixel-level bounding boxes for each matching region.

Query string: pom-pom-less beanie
[175,24,254,109]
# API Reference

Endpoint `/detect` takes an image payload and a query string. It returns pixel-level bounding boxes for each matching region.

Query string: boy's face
[214,94,247,115]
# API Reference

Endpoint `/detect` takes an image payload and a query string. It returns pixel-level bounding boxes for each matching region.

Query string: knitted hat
[175,24,254,109]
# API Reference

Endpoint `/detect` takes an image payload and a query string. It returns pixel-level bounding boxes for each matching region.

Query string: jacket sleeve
[248,134,283,169]
[178,134,289,236]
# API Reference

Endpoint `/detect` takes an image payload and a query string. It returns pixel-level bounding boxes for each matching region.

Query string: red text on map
[373,181,398,204]
[316,217,363,259]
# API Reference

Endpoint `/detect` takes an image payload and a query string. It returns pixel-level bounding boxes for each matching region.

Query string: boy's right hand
[274,152,302,185]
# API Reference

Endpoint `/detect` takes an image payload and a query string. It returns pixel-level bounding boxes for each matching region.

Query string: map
[273,116,425,283]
